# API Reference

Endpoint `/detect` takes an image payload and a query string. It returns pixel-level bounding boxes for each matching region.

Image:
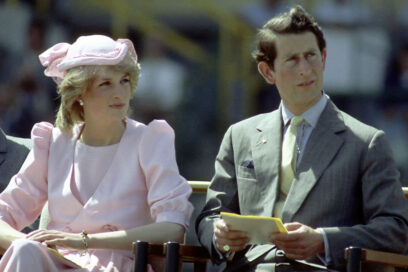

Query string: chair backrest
[133,181,212,272]
[39,202,50,230]
[1,135,31,192]
[185,181,210,246]
[403,187,408,198]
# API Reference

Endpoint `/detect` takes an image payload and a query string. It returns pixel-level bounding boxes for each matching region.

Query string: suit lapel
[0,129,7,166]
[251,109,282,217]
[282,100,346,222]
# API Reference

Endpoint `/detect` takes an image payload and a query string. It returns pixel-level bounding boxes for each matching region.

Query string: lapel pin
[261,139,267,144]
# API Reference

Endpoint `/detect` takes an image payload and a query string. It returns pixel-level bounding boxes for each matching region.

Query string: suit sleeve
[323,130,408,269]
[195,126,241,264]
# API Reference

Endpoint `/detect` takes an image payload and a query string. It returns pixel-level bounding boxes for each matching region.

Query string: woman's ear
[78,97,84,106]
[257,61,275,85]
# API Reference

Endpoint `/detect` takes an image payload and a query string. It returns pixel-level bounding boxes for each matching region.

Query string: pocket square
[241,160,254,169]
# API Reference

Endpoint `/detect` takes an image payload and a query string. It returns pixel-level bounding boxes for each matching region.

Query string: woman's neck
[80,119,126,146]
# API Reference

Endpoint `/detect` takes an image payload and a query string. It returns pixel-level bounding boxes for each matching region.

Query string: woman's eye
[99,81,110,87]
[121,78,130,84]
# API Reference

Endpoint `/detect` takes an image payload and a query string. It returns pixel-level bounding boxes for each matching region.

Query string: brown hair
[252,5,326,68]
[55,51,141,133]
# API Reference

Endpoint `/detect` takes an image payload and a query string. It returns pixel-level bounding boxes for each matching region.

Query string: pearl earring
[79,100,84,106]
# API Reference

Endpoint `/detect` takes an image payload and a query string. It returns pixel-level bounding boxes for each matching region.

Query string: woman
[0,34,193,271]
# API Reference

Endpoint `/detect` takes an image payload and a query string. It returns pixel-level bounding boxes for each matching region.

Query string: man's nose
[298,57,312,76]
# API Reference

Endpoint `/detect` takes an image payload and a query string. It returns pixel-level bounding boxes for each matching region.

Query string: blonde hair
[55,51,141,133]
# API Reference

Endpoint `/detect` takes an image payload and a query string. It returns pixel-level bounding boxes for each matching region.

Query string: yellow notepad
[221,212,287,244]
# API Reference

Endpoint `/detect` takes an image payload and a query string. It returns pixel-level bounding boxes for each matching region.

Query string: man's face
[260,31,327,114]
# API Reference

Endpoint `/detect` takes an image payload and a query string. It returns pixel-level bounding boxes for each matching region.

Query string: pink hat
[39,35,138,83]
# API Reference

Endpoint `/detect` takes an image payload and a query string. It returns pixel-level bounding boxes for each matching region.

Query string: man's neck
[283,93,323,115]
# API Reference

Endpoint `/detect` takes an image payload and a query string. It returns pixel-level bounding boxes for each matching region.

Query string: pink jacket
[0,118,193,271]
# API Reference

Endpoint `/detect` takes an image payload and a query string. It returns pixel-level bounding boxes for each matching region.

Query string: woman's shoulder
[32,121,54,134]
[126,118,174,136]
[146,119,174,134]
[123,119,176,152]
[31,122,54,149]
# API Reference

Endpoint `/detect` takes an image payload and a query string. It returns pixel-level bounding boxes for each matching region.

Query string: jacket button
[64,226,72,232]
[102,224,118,231]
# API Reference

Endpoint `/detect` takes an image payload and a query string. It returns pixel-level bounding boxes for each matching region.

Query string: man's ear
[321,48,327,69]
[257,61,275,85]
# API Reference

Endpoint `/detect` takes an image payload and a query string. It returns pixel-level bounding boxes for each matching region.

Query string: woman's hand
[0,220,27,253]
[24,222,185,252]
[26,230,85,251]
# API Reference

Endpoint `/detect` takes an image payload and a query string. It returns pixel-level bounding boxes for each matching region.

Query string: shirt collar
[281,91,328,128]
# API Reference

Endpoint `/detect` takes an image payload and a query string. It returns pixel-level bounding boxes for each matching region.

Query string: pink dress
[0,118,193,271]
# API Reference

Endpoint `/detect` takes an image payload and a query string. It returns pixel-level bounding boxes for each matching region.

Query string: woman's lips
[109,103,125,109]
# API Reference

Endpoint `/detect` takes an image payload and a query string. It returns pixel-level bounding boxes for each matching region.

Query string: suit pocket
[237,175,262,209]
[237,165,256,180]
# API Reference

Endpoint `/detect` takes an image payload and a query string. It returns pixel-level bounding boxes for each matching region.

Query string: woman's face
[81,67,132,125]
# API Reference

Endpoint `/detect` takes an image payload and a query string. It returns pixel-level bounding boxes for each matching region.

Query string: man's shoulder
[325,99,381,138]
[230,111,276,131]
[338,109,381,136]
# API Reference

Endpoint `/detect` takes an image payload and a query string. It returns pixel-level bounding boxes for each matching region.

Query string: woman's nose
[113,84,127,98]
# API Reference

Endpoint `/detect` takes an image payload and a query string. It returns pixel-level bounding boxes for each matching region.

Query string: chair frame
[132,181,211,272]
[133,241,210,272]
[345,247,408,272]
[133,184,408,271]
[344,187,408,271]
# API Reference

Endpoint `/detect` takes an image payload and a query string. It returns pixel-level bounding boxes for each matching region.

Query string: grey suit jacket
[0,129,31,192]
[196,99,408,271]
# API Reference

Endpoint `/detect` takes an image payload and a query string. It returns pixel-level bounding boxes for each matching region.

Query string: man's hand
[214,219,249,253]
[269,222,324,260]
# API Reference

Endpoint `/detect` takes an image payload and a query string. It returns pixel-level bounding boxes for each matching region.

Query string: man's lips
[297,80,314,87]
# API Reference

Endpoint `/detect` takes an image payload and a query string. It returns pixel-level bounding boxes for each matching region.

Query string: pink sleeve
[139,120,193,229]
[0,122,53,230]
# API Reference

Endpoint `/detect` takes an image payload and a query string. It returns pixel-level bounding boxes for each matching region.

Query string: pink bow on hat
[39,42,71,82]
[39,35,138,83]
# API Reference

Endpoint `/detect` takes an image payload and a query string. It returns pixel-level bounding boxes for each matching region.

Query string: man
[196,5,408,272]
[0,128,31,192]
